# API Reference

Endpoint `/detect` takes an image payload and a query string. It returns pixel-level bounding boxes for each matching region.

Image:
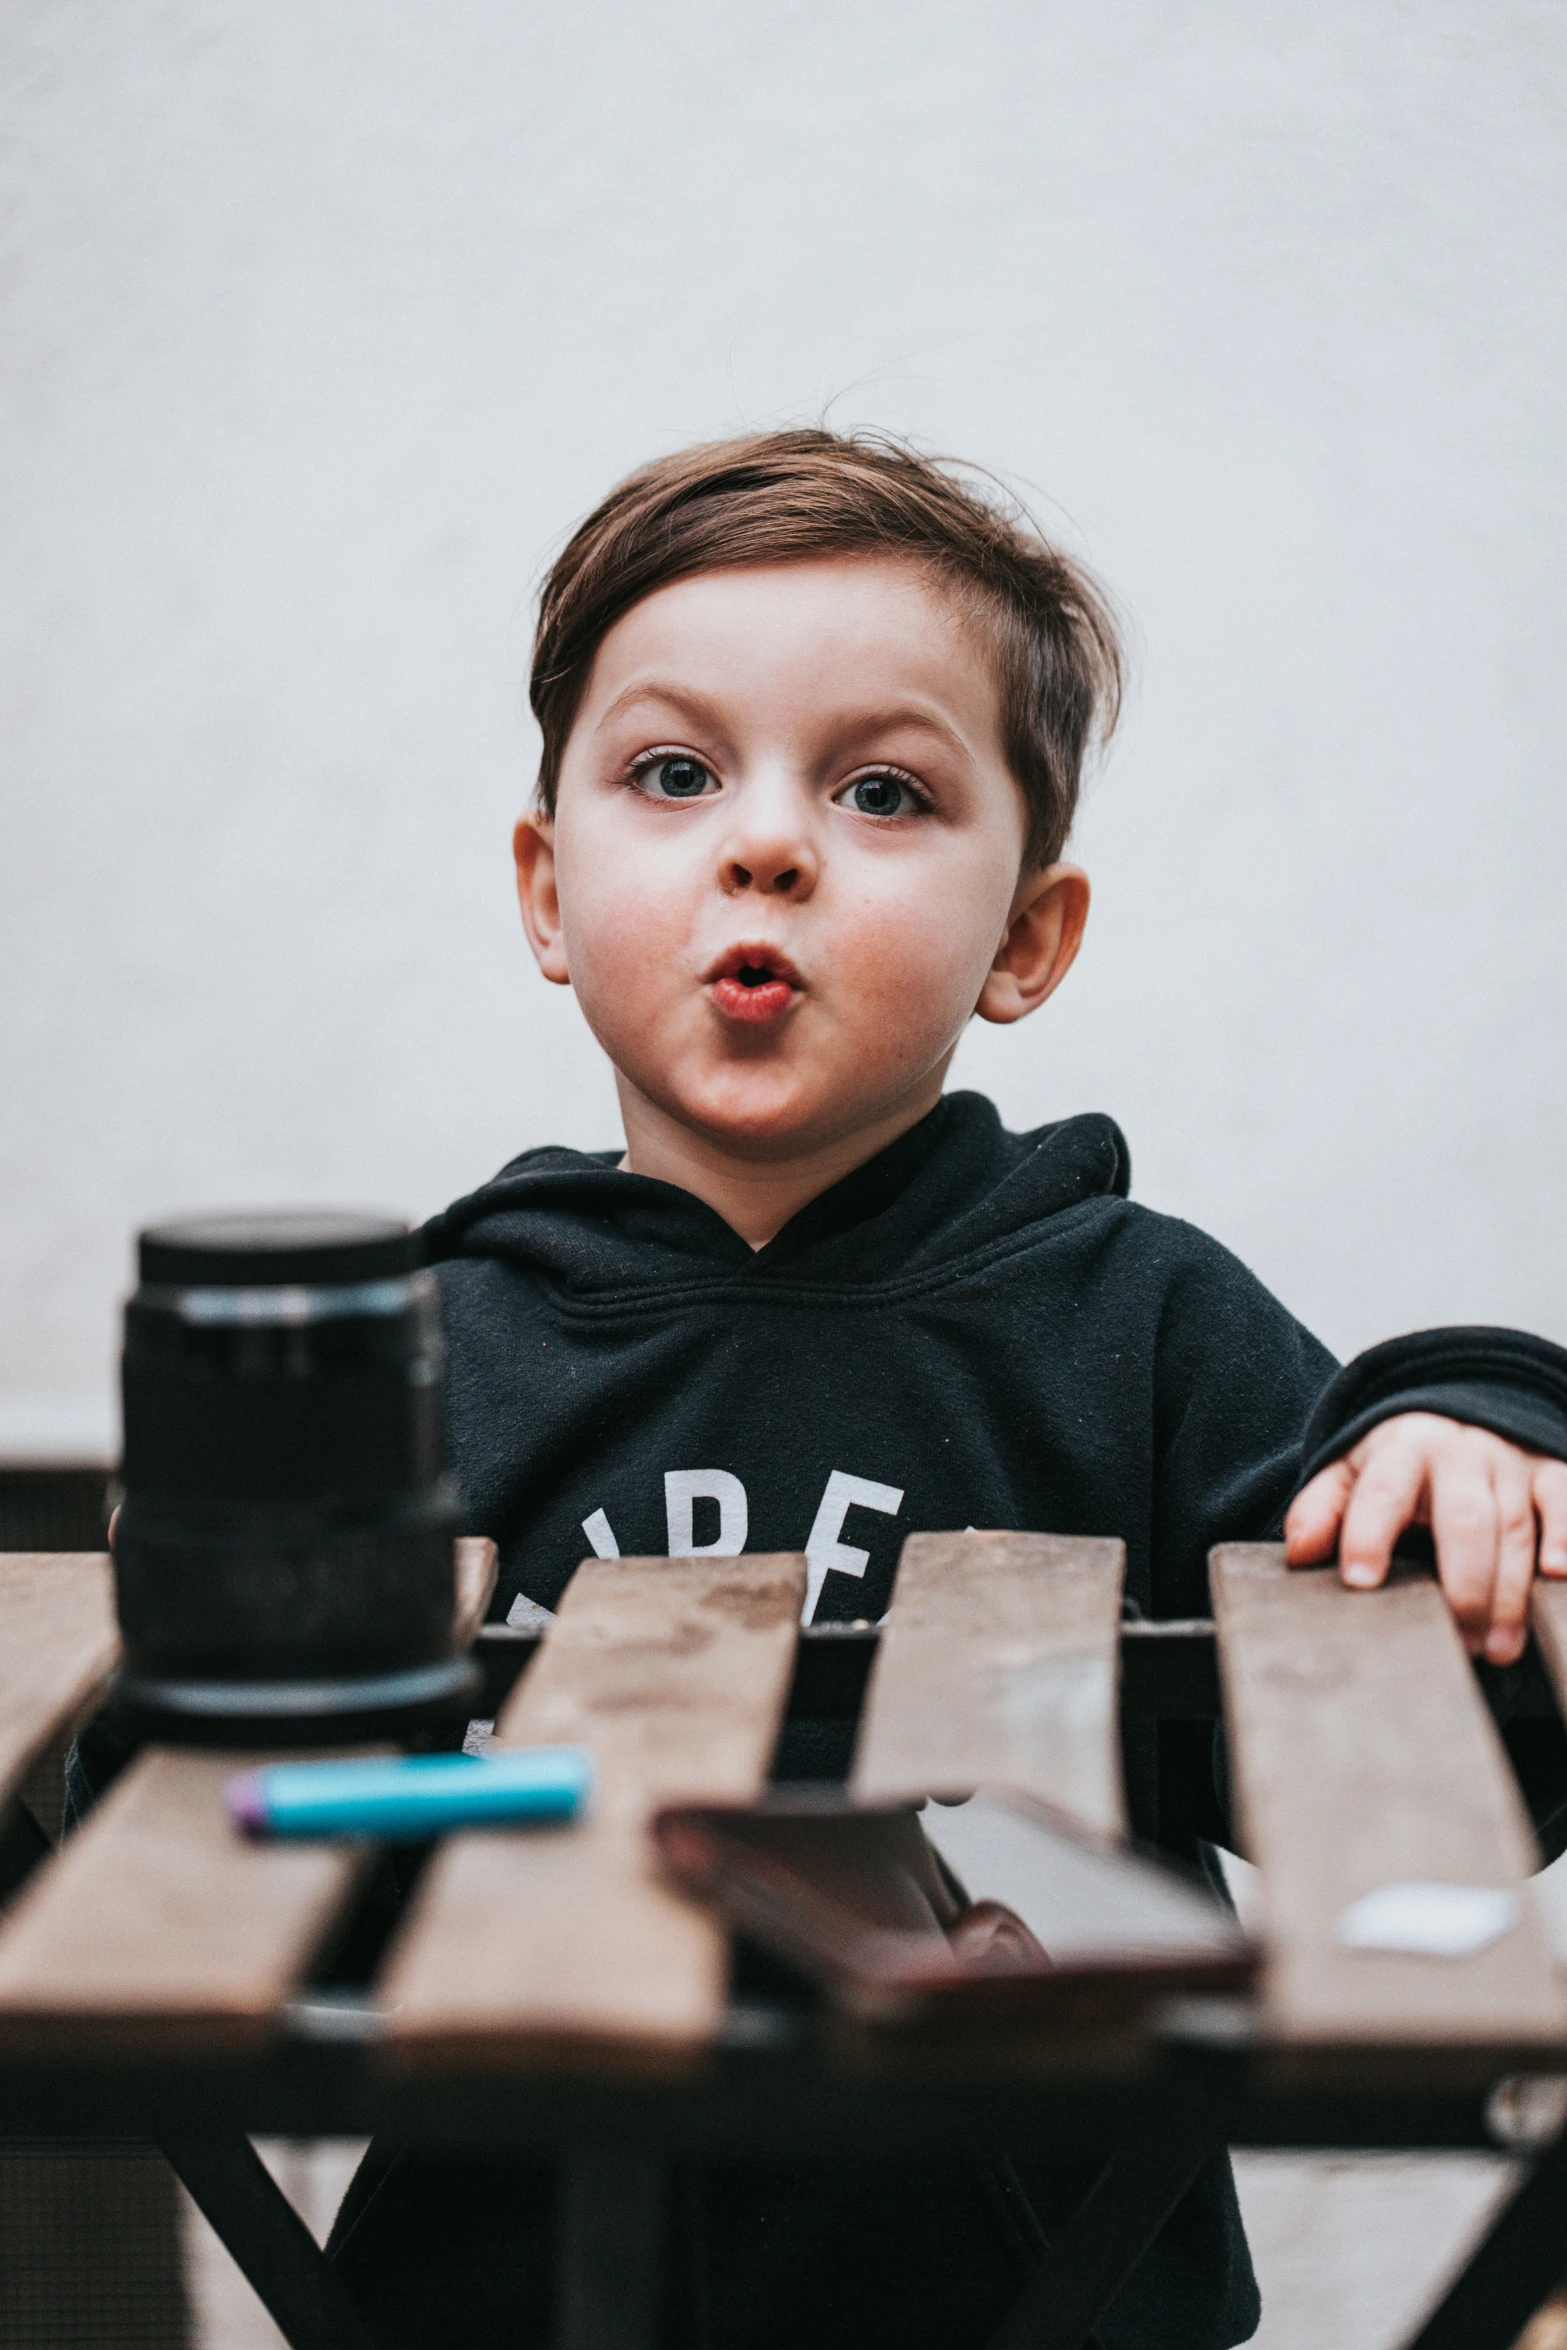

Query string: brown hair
[529,428,1123,869]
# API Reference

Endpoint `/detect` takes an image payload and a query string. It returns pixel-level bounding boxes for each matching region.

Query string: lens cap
[139,1210,417,1288]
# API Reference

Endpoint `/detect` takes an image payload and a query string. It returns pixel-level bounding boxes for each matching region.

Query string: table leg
[985,2129,1215,2350]
[1398,2125,1567,2350]
[159,2132,381,2350]
[555,2143,667,2350]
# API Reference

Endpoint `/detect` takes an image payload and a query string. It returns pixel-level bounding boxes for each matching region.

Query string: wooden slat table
[0,1745,374,2059]
[0,1535,1566,2350]
[1212,1544,1567,2069]
[0,1538,499,2063]
[0,1551,118,1809]
[382,1553,805,2071]
[852,1529,1125,1834]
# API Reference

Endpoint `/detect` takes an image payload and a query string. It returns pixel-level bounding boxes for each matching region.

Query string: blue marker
[227,1747,593,1840]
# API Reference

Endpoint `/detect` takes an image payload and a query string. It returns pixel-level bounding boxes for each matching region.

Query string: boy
[328,431,1567,2348]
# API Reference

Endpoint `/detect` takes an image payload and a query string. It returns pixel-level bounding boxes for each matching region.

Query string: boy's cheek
[566,911,688,1049]
[555,839,685,981]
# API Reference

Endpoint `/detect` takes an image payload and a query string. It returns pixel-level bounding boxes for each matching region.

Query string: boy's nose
[718,809,819,900]
[720,847,815,897]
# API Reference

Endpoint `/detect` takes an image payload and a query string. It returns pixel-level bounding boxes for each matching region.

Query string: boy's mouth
[706,944,804,1026]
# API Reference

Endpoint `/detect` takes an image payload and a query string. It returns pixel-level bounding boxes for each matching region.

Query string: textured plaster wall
[3,2,1566,1452]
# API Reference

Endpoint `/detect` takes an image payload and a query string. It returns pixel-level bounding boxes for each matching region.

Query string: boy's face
[517,557,1086,1163]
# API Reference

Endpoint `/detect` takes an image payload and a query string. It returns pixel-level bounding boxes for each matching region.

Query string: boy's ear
[975,863,1090,1026]
[513,812,571,986]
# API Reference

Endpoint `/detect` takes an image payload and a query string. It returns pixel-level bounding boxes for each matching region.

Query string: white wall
[4,1,1565,1458]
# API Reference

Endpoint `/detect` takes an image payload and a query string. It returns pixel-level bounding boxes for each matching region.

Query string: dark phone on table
[652,1788,1257,2029]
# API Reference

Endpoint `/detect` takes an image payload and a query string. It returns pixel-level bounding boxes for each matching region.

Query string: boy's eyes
[625,755,927,818]
[834,773,924,818]
[633,755,718,800]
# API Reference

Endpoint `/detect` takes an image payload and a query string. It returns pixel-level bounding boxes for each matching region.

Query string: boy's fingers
[1537,1460,1567,1576]
[1484,1461,1539,1664]
[1336,1434,1430,1591]
[1284,1463,1354,1563]
[1426,1443,1501,1652]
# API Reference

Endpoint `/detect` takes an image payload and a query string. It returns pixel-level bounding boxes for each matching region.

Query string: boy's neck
[615,1073,948,1249]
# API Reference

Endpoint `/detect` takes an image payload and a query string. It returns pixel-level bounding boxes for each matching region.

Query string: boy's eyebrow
[594,681,727,736]
[833,703,975,762]
[595,680,979,763]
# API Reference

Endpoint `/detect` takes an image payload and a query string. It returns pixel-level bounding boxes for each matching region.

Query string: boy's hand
[1285,1413,1567,1666]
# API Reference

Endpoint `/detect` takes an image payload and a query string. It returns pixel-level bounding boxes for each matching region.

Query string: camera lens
[113,1210,477,1744]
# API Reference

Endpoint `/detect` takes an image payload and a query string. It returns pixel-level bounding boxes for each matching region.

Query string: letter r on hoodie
[803,1470,905,1623]
[665,1469,749,1558]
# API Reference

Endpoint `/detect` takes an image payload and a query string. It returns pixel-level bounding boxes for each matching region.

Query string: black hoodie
[427,1090,1567,1647]
[328,1092,1567,2350]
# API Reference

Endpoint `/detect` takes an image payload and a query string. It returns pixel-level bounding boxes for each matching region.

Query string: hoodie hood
[421,1092,1131,1303]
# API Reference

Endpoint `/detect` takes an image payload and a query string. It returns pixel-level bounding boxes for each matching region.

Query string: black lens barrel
[113,1210,477,1744]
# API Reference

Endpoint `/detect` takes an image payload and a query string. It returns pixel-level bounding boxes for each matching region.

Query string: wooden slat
[0,1537,493,2053]
[851,1531,1127,1837]
[1213,1544,1567,2051]
[0,1554,119,1809]
[381,1554,805,2071]
[0,1748,368,2058]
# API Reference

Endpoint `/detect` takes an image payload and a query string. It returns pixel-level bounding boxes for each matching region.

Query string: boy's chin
[685,1098,847,1159]
[662,1075,924,1163]
[616,1035,949,1164]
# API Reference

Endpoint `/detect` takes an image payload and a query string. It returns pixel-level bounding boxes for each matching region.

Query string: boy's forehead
[581,556,1004,746]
